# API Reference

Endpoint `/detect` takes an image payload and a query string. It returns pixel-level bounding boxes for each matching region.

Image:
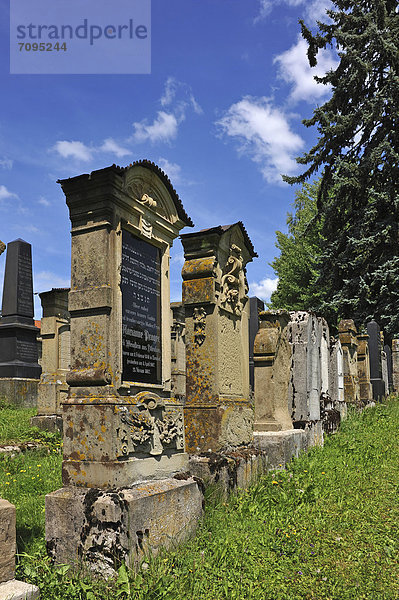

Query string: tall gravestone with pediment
[180,223,257,453]
[0,239,41,407]
[45,162,203,575]
[366,320,386,401]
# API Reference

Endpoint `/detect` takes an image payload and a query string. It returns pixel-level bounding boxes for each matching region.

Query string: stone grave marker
[181,222,257,453]
[46,162,203,573]
[338,319,360,405]
[392,339,399,393]
[384,343,392,393]
[357,333,373,405]
[249,296,264,393]
[366,320,386,401]
[0,239,41,406]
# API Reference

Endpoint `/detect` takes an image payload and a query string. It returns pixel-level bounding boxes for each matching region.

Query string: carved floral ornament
[193,307,207,346]
[124,175,173,222]
[117,392,184,457]
[220,243,248,316]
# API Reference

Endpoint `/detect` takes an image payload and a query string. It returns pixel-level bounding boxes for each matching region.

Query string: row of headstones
[0,162,395,576]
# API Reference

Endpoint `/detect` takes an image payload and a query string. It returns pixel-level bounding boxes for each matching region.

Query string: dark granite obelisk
[366,320,385,401]
[0,239,41,379]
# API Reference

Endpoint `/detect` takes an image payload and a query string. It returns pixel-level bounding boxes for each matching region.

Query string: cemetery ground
[0,400,398,600]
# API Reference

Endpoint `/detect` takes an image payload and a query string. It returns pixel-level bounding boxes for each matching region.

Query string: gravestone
[357,333,373,405]
[253,310,292,432]
[338,319,360,405]
[384,343,392,393]
[288,311,323,424]
[392,339,399,393]
[170,302,186,401]
[181,222,257,453]
[366,320,386,401]
[31,288,70,432]
[0,239,41,406]
[249,297,264,393]
[46,162,203,574]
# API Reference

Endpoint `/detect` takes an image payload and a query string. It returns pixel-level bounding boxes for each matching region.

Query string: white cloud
[34,271,70,293]
[99,138,131,158]
[132,111,179,144]
[0,158,13,170]
[38,196,51,207]
[157,157,182,183]
[0,185,18,200]
[274,36,338,103]
[256,0,331,22]
[217,96,304,184]
[53,140,93,162]
[249,277,279,300]
[161,76,203,115]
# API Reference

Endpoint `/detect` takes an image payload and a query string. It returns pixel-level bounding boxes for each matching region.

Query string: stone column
[181,222,257,453]
[249,297,264,394]
[170,302,186,402]
[0,239,41,406]
[357,333,372,405]
[392,339,399,393]
[253,310,292,432]
[366,320,385,401]
[31,288,70,432]
[338,320,360,405]
[46,162,203,573]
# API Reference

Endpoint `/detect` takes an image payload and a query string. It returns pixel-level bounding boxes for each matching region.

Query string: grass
[0,399,398,599]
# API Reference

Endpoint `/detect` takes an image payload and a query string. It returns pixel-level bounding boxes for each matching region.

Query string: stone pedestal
[338,320,360,405]
[366,320,386,401]
[181,222,257,453]
[253,310,292,432]
[46,161,202,572]
[0,240,41,405]
[0,498,39,600]
[357,334,373,405]
[31,288,70,432]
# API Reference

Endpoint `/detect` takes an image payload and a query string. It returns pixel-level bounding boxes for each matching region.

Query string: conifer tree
[284,0,399,337]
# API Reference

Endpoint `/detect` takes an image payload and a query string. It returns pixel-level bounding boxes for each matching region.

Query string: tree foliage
[269,180,325,312]
[284,0,399,337]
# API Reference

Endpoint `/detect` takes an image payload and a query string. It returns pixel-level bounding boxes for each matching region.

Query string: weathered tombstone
[384,343,392,393]
[288,311,323,424]
[329,337,346,418]
[0,498,39,599]
[170,302,186,402]
[253,310,292,431]
[249,297,264,393]
[392,339,399,393]
[0,239,41,406]
[357,333,373,405]
[366,320,386,401]
[181,222,257,453]
[338,319,360,405]
[46,162,203,574]
[381,349,389,396]
[31,288,70,432]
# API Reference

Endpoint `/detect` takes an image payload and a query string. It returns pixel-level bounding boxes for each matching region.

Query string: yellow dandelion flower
[272,480,278,485]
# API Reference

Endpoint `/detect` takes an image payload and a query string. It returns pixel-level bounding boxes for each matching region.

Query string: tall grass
[1,400,398,599]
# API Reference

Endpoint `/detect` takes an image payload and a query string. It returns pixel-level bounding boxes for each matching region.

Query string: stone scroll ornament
[0,240,5,256]
[193,307,207,346]
[118,393,184,457]
[220,243,248,315]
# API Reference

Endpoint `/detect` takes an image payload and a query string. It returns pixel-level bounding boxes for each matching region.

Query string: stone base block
[184,401,254,454]
[254,420,283,432]
[30,415,63,434]
[46,477,204,578]
[0,499,16,584]
[0,580,39,600]
[0,379,38,408]
[188,449,267,495]
[253,423,323,470]
[371,379,386,402]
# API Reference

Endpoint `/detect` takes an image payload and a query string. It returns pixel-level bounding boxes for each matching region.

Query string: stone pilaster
[170,302,186,402]
[338,319,360,405]
[181,222,257,453]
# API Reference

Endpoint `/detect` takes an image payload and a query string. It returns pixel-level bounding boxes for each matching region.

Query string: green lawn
[0,400,398,600]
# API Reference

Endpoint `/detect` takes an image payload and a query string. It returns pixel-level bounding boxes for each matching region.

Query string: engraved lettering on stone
[193,307,207,346]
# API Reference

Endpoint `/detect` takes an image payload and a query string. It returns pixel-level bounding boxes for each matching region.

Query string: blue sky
[0,0,336,318]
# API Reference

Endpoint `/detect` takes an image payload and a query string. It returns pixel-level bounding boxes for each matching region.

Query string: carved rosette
[193,307,207,346]
[117,393,184,458]
[220,244,248,316]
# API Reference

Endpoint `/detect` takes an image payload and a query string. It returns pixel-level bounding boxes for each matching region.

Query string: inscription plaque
[121,230,161,384]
